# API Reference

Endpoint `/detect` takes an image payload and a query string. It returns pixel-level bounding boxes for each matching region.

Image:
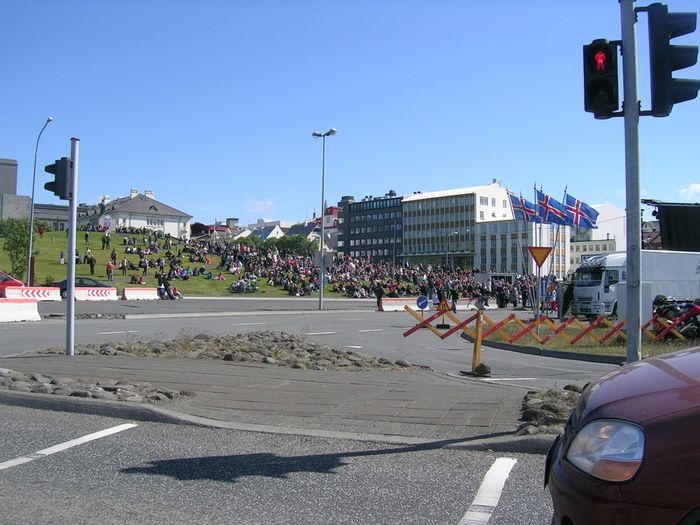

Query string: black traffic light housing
[647,2,700,117]
[44,157,72,200]
[583,39,620,118]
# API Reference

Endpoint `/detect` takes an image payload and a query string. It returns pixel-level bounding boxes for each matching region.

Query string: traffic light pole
[65,137,79,357]
[620,0,642,363]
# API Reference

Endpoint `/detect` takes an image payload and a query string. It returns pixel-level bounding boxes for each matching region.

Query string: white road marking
[0,423,138,472]
[97,330,140,335]
[306,331,337,336]
[358,329,383,333]
[458,457,517,525]
[231,322,267,327]
[346,345,363,349]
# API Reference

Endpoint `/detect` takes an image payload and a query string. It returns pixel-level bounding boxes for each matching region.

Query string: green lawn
[0,230,343,298]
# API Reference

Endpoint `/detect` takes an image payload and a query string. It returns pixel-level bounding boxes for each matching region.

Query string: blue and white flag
[564,193,599,229]
[536,190,571,226]
[509,194,539,222]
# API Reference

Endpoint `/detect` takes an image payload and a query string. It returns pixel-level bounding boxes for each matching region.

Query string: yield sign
[528,246,553,268]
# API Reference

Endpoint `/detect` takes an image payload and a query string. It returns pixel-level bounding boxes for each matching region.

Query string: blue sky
[3,0,699,226]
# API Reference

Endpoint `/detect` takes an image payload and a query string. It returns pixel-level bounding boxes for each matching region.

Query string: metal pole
[620,0,642,363]
[319,135,326,311]
[66,137,79,357]
[26,117,53,285]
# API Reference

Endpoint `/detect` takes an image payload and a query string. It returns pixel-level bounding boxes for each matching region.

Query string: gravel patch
[36,330,427,372]
[517,384,584,435]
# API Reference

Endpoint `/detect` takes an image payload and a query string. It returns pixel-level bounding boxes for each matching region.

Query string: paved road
[4,298,617,390]
[0,405,553,525]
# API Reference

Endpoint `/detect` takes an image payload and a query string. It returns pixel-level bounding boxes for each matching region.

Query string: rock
[31,383,54,394]
[564,384,583,393]
[334,358,352,367]
[69,390,93,398]
[516,423,540,436]
[262,356,277,365]
[395,359,412,368]
[30,373,52,384]
[145,392,169,403]
[52,377,77,387]
[9,381,32,392]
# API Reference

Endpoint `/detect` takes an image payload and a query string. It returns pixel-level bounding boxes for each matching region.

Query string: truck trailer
[571,250,700,318]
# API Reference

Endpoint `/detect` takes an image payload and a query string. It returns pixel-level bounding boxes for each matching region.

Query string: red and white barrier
[73,287,119,301]
[3,286,61,302]
[0,298,41,322]
[121,287,159,300]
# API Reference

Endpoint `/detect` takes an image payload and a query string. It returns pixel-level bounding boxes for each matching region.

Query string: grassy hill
[0,230,333,298]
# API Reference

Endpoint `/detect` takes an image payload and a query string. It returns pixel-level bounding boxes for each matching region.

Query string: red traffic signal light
[584,39,620,117]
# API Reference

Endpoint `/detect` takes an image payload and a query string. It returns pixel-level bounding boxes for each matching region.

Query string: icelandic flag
[565,194,599,228]
[536,190,571,226]
[509,194,539,222]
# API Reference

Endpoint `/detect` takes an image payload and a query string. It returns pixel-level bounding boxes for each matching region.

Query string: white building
[77,189,192,238]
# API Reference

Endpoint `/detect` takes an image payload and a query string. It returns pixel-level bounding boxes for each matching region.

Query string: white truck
[571,250,700,318]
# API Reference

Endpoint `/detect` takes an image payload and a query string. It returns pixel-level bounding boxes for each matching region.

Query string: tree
[0,218,30,280]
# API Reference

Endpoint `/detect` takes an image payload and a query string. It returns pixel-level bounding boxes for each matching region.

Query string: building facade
[337,190,403,263]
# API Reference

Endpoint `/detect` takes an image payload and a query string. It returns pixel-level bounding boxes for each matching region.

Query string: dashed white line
[306,331,337,336]
[458,457,517,525]
[0,423,139,471]
[346,345,363,349]
[231,322,267,327]
[358,329,383,333]
[97,330,140,335]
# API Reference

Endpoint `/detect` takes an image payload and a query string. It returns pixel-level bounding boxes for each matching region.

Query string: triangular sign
[437,298,451,312]
[528,246,553,268]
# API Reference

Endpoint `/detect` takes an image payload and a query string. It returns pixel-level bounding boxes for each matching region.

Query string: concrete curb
[0,389,554,453]
[461,333,626,365]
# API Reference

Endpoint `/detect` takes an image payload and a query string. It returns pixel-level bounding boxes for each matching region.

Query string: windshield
[573,269,603,287]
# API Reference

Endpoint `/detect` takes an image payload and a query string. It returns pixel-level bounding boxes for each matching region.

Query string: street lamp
[26,116,53,286]
[312,128,337,310]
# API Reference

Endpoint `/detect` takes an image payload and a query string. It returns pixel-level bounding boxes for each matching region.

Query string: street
[0,405,553,525]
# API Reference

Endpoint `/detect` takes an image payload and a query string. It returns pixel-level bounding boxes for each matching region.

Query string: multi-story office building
[336,190,403,263]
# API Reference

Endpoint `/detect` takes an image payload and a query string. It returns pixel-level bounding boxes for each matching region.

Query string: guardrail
[2,286,61,302]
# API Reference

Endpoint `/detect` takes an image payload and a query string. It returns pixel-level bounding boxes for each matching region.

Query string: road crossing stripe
[0,423,138,471]
[458,457,517,525]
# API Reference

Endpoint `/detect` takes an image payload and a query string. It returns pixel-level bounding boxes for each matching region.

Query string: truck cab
[571,253,625,318]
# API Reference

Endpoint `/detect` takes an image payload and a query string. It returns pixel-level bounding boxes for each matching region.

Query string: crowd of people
[76,229,552,309]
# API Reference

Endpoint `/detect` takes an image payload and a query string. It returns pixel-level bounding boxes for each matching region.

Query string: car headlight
[566,419,644,482]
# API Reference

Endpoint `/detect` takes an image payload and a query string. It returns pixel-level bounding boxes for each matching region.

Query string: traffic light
[583,39,619,117]
[44,157,72,200]
[647,2,700,117]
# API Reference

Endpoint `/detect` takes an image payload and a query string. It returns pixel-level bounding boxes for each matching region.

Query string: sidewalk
[0,354,536,448]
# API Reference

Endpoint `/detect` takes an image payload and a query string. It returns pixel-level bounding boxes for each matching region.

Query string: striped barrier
[121,287,160,300]
[3,286,61,302]
[0,298,41,322]
[73,287,119,301]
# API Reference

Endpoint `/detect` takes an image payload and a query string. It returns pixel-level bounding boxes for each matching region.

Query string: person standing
[88,255,96,276]
[106,261,114,282]
[373,280,384,311]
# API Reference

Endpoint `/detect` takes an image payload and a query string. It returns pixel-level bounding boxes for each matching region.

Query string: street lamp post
[26,116,53,286]
[312,128,337,310]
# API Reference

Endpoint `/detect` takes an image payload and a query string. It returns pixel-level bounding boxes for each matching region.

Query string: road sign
[416,295,429,310]
[528,246,553,268]
[437,297,451,313]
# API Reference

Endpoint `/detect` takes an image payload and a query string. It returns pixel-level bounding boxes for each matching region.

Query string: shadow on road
[121,432,517,483]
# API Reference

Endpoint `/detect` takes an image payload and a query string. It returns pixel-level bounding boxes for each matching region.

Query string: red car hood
[578,347,700,424]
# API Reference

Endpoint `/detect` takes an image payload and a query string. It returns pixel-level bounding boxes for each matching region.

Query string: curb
[460,333,626,365]
[0,389,553,454]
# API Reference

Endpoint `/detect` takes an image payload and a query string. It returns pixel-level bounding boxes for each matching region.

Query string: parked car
[54,277,113,299]
[0,270,23,296]
[546,347,700,525]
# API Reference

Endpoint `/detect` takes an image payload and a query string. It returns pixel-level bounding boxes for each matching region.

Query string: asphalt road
[0,405,553,525]
[2,297,617,390]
